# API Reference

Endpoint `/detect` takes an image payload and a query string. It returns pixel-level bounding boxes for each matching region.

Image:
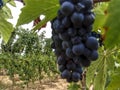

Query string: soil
[0,75,69,90]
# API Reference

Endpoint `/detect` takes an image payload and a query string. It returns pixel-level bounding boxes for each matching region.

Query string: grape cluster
[51,0,99,82]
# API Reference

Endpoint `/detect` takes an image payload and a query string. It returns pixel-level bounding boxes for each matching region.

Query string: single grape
[66,61,76,70]
[72,43,85,55]
[71,12,84,28]
[61,1,74,16]
[89,50,98,61]
[59,32,70,41]
[83,13,95,26]
[61,69,71,79]
[59,64,66,72]
[83,48,91,58]
[67,28,77,37]
[85,36,98,50]
[80,56,91,67]
[62,41,72,50]
[82,0,93,10]
[78,28,87,36]
[62,17,71,28]
[52,19,61,30]
[57,55,66,65]
[66,48,75,58]
[72,72,80,82]
[75,3,85,12]
[71,36,82,45]
[57,10,65,20]
[75,67,83,74]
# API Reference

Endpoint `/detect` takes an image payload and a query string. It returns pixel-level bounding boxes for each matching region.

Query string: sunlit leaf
[104,0,120,48]
[17,0,59,30]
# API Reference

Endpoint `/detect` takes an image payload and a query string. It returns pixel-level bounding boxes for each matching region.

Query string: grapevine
[51,0,102,82]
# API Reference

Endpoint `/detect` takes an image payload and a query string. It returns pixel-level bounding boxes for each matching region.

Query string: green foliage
[0,28,58,85]
[86,47,120,90]
[104,0,120,48]
[17,0,59,30]
[93,3,108,32]
[106,67,120,90]
[0,0,14,43]
[67,83,80,90]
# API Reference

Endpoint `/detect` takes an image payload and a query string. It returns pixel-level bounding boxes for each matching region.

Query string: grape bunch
[51,0,100,82]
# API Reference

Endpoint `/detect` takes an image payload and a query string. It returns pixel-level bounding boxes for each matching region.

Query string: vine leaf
[104,0,120,48]
[0,17,13,43]
[106,67,120,90]
[86,48,116,90]
[0,5,14,43]
[93,3,108,31]
[16,0,59,30]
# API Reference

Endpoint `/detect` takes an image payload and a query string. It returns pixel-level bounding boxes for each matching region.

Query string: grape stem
[93,0,110,3]
[81,69,87,90]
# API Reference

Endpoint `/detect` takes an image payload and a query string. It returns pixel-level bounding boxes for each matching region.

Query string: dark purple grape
[66,61,76,70]
[86,25,93,32]
[57,10,65,20]
[59,32,70,41]
[59,0,71,5]
[71,36,82,45]
[83,48,92,58]
[89,50,99,61]
[85,36,98,50]
[51,42,55,49]
[54,48,63,56]
[72,72,80,82]
[80,57,91,67]
[61,1,74,16]
[78,28,87,36]
[67,28,77,37]
[82,0,93,10]
[62,17,71,28]
[57,55,66,65]
[75,67,83,74]
[71,0,82,4]
[71,12,84,28]
[72,43,85,55]
[61,69,71,79]
[55,24,65,33]
[62,41,72,50]
[59,65,66,72]
[52,19,61,30]
[66,48,75,58]
[83,13,95,26]
[73,56,82,64]
[75,3,85,12]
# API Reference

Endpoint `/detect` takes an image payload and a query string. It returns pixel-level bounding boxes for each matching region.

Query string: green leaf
[86,48,116,90]
[104,0,120,48]
[0,16,14,43]
[93,3,108,31]
[93,57,107,90]
[9,0,16,7]
[1,5,13,19]
[17,0,59,30]
[107,67,120,90]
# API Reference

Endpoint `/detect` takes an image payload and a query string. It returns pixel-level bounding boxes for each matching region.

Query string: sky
[7,1,52,38]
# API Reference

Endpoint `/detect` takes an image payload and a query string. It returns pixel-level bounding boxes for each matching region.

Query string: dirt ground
[0,75,69,90]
